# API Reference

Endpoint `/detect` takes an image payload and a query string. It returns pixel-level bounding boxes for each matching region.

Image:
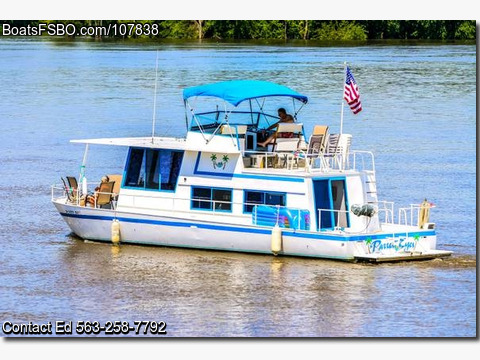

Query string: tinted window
[192,187,212,209]
[213,189,232,211]
[191,187,232,212]
[161,151,183,190]
[124,148,183,191]
[145,149,160,189]
[244,191,264,213]
[125,148,145,188]
[244,191,286,213]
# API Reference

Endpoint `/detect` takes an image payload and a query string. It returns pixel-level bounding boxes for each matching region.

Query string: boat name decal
[367,236,417,253]
[210,154,229,170]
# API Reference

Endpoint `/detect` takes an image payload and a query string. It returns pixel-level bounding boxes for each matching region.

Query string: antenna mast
[151,50,159,143]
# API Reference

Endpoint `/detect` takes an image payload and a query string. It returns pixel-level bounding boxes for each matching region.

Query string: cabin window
[124,148,184,191]
[160,150,183,191]
[191,187,232,212]
[243,190,286,213]
[125,148,146,188]
[145,149,160,189]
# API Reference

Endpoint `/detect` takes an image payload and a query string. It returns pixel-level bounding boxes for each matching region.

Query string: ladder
[363,170,378,204]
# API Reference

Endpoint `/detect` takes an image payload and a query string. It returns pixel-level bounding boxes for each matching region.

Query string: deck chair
[95,181,115,209]
[220,124,248,136]
[65,176,78,199]
[270,123,304,168]
[271,123,304,152]
[61,177,73,202]
[66,176,78,192]
[302,125,330,170]
[306,125,329,157]
[326,134,340,154]
[336,134,352,169]
[324,134,352,170]
[107,174,123,200]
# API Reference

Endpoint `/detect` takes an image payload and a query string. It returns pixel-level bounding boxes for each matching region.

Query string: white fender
[111,219,121,244]
[271,225,282,255]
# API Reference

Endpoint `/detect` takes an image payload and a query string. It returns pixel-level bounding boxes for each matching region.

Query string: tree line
[2,20,476,40]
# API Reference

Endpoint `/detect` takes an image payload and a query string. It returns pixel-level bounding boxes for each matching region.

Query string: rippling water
[0,39,476,337]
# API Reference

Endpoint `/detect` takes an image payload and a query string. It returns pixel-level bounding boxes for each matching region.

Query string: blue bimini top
[183,80,308,107]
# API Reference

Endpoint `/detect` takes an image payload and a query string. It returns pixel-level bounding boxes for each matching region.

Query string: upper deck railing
[242,149,376,173]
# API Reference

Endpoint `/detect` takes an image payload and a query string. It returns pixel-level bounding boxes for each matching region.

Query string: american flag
[344,66,362,114]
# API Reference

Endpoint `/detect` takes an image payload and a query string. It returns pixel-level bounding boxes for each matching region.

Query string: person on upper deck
[86,175,110,206]
[258,108,295,147]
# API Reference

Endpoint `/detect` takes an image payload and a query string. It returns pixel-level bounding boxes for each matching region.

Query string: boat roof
[70,137,187,150]
[70,134,245,154]
[183,80,308,107]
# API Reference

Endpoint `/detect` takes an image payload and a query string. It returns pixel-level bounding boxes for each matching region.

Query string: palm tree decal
[210,154,217,169]
[365,237,372,253]
[412,233,421,251]
[222,155,229,169]
[210,153,230,170]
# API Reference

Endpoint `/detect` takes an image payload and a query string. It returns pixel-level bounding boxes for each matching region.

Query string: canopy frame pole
[293,100,305,119]
[186,99,208,142]
[249,99,254,125]
[204,101,232,145]
[223,101,237,148]
[292,98,297,120]
[183,100,189,131]
[224,102,236,146]
[255,98,271,128]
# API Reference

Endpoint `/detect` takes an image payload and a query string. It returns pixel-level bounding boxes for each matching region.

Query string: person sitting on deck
[258,108,295,147]
[86,175,110,207]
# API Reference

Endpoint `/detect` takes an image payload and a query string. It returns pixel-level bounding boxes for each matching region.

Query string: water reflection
[55,237,475,337]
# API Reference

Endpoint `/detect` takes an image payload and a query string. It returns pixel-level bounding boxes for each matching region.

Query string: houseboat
[52,80,452,262]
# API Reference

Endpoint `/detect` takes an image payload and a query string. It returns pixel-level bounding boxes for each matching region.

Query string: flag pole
[340,61,347,135]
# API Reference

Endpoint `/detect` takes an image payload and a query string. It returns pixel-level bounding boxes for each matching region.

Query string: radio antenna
[151,50,159,143]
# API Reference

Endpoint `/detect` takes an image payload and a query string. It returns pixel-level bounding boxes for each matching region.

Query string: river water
[0,39,476,337]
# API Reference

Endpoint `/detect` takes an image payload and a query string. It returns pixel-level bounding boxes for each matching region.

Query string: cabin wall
[345,174,371,231]
[117,148,310,227]
[116,146,374,233]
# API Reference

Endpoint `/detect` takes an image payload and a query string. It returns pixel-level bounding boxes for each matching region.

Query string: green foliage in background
[1,20,476,41]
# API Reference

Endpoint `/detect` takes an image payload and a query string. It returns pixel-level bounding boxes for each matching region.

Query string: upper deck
[70,79,376,179]
[70,131,375,176]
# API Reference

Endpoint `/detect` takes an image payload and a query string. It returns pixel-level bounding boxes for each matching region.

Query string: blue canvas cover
[183,80,308,107]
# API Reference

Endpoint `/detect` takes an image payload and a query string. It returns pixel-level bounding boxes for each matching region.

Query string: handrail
[52,184,296,215]
[52,183,434,230]
[243,150,280,169]
[52,184,119,209]
[398,203,436,227]
[317,208,351,230]
[372,200,394,224]
[251,204,310,230]
[242,149,376,173]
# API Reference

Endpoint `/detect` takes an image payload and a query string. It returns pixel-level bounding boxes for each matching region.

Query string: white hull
[53,200,448,262]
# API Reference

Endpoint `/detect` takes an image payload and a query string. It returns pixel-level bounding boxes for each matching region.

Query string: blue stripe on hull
[60,212,436,242]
